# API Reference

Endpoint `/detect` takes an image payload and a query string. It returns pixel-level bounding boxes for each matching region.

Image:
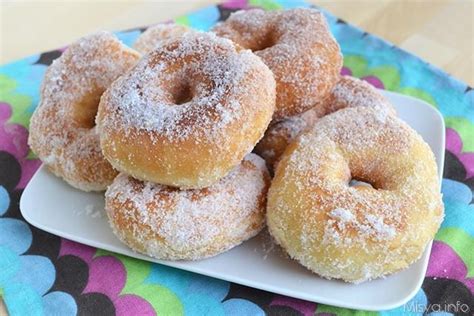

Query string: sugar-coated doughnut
[133,23,191,54]
[254,76,395,170]
[321,76,396,116]
[105,154,270,260]
[97,31,276,189]
[28,31,140,191]
[254,107,319,169]
[213,8,342,121]
[267,107,444,283]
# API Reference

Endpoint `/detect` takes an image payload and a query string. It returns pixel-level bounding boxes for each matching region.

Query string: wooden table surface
[1,0,473,85]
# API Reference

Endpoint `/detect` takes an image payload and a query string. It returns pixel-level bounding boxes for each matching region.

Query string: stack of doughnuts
[29,8,443,283]
[99,30,275,259]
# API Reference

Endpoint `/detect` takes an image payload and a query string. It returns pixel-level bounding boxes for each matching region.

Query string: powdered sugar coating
[101,32,259,140]
[133,23,191,54]
[321,76,395,116]
[255,76,395,170]
[105,154,270,260]
[213,8,342,120]
[254,107,319,169]
[28,31,140,191]
[267,107,444,283]
[97,31,276,188]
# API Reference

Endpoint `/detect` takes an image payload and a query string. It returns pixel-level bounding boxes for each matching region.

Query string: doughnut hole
[72,88,105,129]
[248,31,278,52]
[349,179,374,189]
[154,61,208,108]
[172,82,193,105]
[215,9,279,53]
[348,165,382,190]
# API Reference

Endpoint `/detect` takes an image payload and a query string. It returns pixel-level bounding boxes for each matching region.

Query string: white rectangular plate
[20,90,445,311]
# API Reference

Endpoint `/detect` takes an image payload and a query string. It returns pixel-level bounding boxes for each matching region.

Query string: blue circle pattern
[0,186,9,216]
[441,179,474,237]
[381,289,428,316]
[146,264,264,315]
[0,216,76,315]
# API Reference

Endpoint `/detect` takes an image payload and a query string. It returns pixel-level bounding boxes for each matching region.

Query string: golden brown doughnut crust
[28,31,141,191]
[105,154,270,260]
[254,107,319,170]
[254,76,396,170]
[133,23,191,54]
[97,31,276,189]
[213,8,342,121]
[267,107,444,283]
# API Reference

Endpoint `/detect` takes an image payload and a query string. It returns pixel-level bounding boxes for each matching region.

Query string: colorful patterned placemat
[1,0,473,315]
